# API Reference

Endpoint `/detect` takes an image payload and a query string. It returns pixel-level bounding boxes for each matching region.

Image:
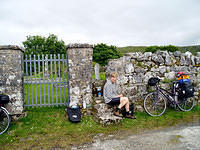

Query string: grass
[0,105,200,149]
[92,72,106,80]
[24,83,68,107]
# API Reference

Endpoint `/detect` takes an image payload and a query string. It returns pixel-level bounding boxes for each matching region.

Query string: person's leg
[118,97,128,109]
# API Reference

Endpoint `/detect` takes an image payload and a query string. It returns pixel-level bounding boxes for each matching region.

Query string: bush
[145,45,179,53]
[93,43,122,66]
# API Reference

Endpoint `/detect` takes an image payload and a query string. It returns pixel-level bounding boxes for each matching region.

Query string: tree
[93,43,122,66]
[23,34,66,55]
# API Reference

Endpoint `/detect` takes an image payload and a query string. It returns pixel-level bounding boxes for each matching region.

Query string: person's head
[110,72,118,83]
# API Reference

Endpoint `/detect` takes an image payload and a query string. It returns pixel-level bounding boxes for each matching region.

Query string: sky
[0,0,200,47]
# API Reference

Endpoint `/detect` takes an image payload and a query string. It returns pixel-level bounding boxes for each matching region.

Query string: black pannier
[0,94,9,104]
[179,81,194,99]
[66,106,81,123]
[148,77,160,86]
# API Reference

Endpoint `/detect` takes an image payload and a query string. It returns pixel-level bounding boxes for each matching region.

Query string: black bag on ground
[179,81,194,99]
[66,106,81,123]
[0,94,9,104]
[121,103,134,117]
[148,77,160,86]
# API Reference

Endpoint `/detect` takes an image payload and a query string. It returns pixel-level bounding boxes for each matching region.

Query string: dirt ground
[72,119,200,150]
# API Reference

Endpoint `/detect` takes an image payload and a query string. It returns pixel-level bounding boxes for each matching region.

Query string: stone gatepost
[67,44,93,107]
[0,45,24,115]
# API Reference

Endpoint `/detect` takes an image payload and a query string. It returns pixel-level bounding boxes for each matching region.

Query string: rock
[195,57,200,65]
[152,54,165,65]
[164,72,176,80]
[116,75,128,84]
[165,55,172,66]
[125,63,134,74]
[137,52,152,61]
[174,51,182,57]
[126,52,142,59]
[123,56,131,63]
[93,103,122,125]
[156,51,169,58]
[185,51,192,58]
[180,55,186,66]
[134,66,147,73]
[125,86,137,96]
[135,105,144,112]
[159,66,166,75]
[132,73,144,83]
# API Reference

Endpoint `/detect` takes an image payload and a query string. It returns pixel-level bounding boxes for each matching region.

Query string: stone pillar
[67,44,93,107]
[94,63,100,80]
[0,45,24,115]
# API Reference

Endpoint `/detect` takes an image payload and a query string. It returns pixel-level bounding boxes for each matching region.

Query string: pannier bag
[179,81,194,99]
[176,72,194,99]
[0,94,9,104]
[67,106,81,123]
[148,77,160,86]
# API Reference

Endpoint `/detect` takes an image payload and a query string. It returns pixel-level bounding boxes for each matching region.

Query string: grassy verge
[0,105,200,149]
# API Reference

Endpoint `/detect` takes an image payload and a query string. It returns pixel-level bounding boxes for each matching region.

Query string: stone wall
[67,44,93,107]
[106,51,200,109]
[0,45,24,115]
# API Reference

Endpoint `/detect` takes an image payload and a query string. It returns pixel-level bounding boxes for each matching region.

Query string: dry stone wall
[0,45,24,115]
[106,51,200,109]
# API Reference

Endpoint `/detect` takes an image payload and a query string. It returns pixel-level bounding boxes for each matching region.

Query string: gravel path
[72,120,200,150]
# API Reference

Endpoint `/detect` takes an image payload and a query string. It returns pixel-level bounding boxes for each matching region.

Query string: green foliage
[93,43,122,66]
[117,46,146,54]
[23,34,66,55]
[145,45,179,53]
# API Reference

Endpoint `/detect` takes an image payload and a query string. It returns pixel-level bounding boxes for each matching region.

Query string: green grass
[92,72,106,80]
[0,105,200,149]
[24,83,68,107]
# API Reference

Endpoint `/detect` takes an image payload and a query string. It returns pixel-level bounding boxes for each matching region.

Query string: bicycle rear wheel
[177,96,195,111]
[144,92,166,116]
[0,107,10,135]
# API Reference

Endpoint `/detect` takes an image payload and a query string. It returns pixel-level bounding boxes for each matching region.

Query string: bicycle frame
[155,83,177,106]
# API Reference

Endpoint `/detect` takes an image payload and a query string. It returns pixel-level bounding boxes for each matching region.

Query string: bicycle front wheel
[177,96,195,112]
[144,92,167,117]
[0,107,10,135]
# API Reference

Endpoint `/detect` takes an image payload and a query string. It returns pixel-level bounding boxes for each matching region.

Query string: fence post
[67,43,93,107]
[0,45,25,116]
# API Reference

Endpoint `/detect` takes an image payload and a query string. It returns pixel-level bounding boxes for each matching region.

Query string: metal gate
[24,54,69,107]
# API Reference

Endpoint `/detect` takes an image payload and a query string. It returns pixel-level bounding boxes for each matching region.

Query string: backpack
[66,106,81,123]
[121,103,134,117]
[0,94,9,104]
[148,77,160,86]
[179,80,194,99]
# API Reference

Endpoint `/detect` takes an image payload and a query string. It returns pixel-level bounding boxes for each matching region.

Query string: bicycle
[0,94,10,135]
[144,78,195,117]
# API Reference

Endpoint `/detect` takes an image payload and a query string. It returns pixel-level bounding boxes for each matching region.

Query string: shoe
[114,110,123,117]
[125,114,136,119]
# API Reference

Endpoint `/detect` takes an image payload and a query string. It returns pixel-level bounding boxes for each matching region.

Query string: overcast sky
[0,0,200,47]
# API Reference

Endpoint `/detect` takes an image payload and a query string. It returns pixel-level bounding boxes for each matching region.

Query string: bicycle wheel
[144,92,167,116]
[177,96,195,111]
[0,107,10,135]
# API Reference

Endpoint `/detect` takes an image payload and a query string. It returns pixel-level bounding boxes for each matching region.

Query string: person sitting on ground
[103,72,136,119]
